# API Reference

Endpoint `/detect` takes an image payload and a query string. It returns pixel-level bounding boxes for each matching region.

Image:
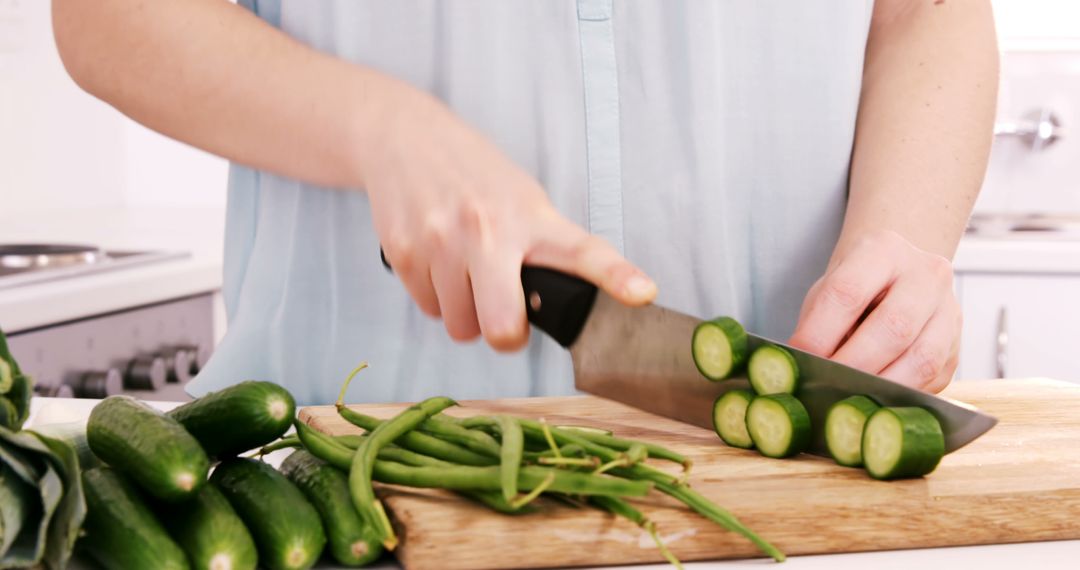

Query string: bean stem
[589,496,684,570]
[655,481,784,562]
[540,418,562,459]
[257,436,300,456]
[538,456,599,468]
[509,472,554,510]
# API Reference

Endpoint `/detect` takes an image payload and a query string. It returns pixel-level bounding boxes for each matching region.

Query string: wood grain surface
[299,379,1080,570]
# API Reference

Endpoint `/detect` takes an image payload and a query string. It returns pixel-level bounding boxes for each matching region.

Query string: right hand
[359,86,657,352]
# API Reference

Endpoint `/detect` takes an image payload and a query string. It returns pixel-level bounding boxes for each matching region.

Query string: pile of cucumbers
[693,317,946,480]
[79,380,368,570]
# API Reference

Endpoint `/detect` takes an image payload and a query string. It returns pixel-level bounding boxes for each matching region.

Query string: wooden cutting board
[299,378,1080,569]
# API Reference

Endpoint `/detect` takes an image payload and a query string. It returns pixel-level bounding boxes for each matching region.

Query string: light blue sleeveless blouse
[188,1,874,405]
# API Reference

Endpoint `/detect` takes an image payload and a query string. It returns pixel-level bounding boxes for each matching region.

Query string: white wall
[0,0,127,213]
[0,0,227,216]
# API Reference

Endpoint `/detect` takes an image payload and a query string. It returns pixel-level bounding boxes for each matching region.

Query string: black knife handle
[379,247,597,347]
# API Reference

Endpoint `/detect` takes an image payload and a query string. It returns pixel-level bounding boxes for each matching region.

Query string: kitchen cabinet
[957,273,1080,383]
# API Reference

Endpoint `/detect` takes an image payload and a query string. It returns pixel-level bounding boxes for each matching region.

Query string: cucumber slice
[745,394,811,458]
[825,395,881,467]
[692,317,749,381]
[747,345,800,395]
[712,390,755,449]
[862,407,945,480]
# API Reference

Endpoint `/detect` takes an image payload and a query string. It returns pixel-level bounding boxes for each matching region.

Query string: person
[52,1,998,405]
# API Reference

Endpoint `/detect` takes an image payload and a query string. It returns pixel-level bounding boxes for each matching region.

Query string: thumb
[526,218,657,306]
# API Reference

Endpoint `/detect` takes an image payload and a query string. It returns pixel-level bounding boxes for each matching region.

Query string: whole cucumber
[161,484,258,570]
[281,449,382,566]
[80,467,189,570]
[87,395,209,502]
[169,380,296,458]
[212,458,326,570]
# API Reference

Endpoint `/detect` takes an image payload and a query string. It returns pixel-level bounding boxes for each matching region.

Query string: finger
[526,218,657,306]
[829,273,941,374]
[788,246,897,357]
[924,347,958,394]
[878,304,960,390]
[469,250,530,352]
[430,256,481,342]
[384,242,441,318]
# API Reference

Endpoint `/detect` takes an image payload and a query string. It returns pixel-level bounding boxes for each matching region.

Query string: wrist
[343,70,439,190]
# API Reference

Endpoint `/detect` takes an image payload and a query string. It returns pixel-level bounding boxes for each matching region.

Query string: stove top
[0,244,190,290]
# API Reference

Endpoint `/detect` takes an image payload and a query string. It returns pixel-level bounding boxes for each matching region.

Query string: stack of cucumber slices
[693,317,946,480]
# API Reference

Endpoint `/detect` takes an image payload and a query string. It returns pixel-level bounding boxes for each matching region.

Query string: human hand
[788,230,961,393]
[360,87,656,351]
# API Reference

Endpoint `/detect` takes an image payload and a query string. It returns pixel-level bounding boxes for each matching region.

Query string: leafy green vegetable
[0,328,30,431]
[0,427,86,569]
[32,432,87,569]
[0,431,64,568]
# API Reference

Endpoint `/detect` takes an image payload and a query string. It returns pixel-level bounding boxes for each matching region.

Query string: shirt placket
[576,0,625,254]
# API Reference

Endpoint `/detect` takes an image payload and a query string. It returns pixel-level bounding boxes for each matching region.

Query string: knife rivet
[529,291,542,312]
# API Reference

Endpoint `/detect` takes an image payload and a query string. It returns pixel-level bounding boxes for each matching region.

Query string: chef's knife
[520,267,997,455]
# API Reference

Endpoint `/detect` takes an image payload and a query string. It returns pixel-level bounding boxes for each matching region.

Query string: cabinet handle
[995,306,1008,379]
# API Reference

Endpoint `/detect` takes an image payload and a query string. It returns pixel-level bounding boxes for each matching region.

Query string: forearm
[52,0,415,190]
[835,0,998,263]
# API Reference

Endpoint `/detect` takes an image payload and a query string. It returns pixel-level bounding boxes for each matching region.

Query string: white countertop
[26,397,1080,570]
[0,207,226,332]
[954,235,1080,274]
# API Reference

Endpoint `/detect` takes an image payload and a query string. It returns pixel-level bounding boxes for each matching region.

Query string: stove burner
[0,244,103,272]
[0,244,190,289]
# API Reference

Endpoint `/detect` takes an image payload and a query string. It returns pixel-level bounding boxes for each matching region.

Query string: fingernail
[624,275,657,301]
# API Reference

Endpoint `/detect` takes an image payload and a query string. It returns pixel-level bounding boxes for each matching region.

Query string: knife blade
[521,268,997,455]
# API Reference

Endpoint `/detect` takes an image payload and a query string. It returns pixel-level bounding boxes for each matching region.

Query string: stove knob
[34,384,75,398]
[76,368,122,399]
[125,356,167,390]
[158,349,192,384]
[173,344,205,375]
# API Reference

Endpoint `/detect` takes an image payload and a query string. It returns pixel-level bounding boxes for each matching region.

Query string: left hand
[788,230,961,393]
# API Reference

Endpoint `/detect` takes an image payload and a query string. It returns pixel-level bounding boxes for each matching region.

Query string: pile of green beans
[277,367,785,565]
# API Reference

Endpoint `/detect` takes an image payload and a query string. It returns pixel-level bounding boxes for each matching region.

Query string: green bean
[655,481,784,562]
[371,461,652,498]
[376,447,529,514]
[417,415,502,457]
[334,434,366,448]
[296,422,529,514]
[294,419,353,470]
[337,407,495,466]
[350,396,457,550]
[496,416,523,502]
[589,497,684,569]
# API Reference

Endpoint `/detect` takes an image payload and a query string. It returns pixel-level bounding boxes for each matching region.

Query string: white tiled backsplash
[975,50,1080,215]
